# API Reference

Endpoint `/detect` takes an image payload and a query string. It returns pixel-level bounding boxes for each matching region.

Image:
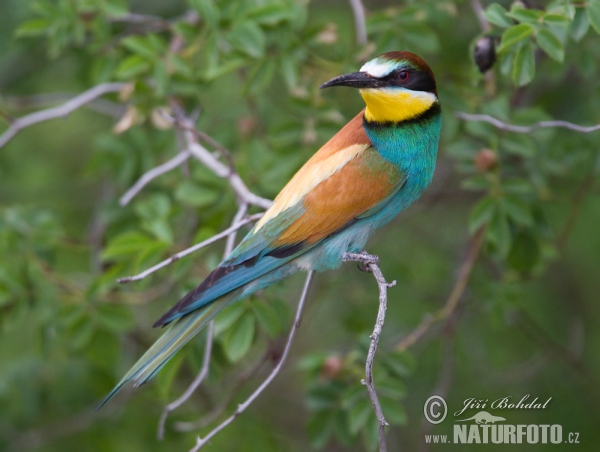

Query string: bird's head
[320,51,438,124]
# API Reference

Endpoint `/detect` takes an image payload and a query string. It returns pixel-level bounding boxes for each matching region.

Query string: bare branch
[0,83,127,148]
[469,0,491,32]
[455,112,600,134]
[160,106,272,210]
[343,251,395,452]
[186,140,272,209]
[117,213,264,283]
[190,270,315,451]
[348,0,368,45]
[157,321,214,440]
[2,93,125,118]
[173,352,270,433]
[397,227,486,352]
[119,150,191,206]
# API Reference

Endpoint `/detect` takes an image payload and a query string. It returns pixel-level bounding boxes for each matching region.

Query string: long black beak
[319,71,378,89]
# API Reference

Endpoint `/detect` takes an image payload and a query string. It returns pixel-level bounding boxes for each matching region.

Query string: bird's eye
[398,70,410,82]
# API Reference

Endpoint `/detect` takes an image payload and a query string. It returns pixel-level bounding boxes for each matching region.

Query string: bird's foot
[342,251,380,272]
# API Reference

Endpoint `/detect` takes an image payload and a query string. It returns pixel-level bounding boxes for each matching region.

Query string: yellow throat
[360,88,437,123]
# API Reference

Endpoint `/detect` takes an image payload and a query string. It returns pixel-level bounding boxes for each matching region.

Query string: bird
[99,50,441,408]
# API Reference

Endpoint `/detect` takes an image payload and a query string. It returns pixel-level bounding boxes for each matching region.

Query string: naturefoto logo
[423,395,581,445]
[455,410,505,424]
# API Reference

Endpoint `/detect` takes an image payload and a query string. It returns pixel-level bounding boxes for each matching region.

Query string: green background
[1,0,599,450]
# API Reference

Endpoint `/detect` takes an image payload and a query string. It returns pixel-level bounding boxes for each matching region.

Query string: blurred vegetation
[1,0,600,451]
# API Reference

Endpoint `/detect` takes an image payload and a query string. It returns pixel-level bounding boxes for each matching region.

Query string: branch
[342,251,396,452]
[396,227,486,352]
[119,149,191,206]
[0,83,127,148]
[455,112,600,134]
[469,0,491,32]
[173,350,270,433]
[117,213,263,283]
[190,270,315,451]
[162,106,272,210]
[157,321,214,440]
[348,0,368,45]
[2,93,125,118]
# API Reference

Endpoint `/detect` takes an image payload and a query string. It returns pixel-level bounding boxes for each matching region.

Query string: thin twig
[190,271,315,451]
[117,213,264,283]
[342,251,396,452]
[470,0,491,32]
[397,227,486,352]
[119,150,191,206]
[455,112,600,134]
[348,0,368,45]
[161,105,272,210]
[174,351,271,433]
[157,321,214,440]
[2,93,125,118]
[0,83,127,148]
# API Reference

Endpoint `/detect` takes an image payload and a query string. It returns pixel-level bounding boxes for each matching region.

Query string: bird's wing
[154,112,406,326]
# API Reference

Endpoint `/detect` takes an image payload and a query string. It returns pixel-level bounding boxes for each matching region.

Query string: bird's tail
[97,292,233,410]
[97,261,301,409]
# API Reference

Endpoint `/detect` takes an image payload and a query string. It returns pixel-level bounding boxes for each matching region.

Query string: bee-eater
[100,50,441,407]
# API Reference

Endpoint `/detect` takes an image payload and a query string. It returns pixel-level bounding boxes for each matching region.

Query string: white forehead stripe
[360,58,397,78]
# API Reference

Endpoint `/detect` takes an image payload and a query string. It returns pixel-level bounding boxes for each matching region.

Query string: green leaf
[228,21,266,58]
[203,58,246,81]
[306,385,341,411]
[115,55,151,79]
[487,209,512,257]
[222,313,255,362]
[153,60,169,96]
[570,9,590,42]
[251,299,281,338]
[536,28,564,62]
[501,196,534,227]
[348,398,372,435]
[174,181,219,207]
[170,55,194,78]
[246,4,291,25]
[280,55,298,90]
[507,5,543,23]
[102,231,155,259]
[483,4,513,28]
[379,397,407,425]
[307,411,334,448]
[512,42,536,86]
[246,59,276,93]
[155,352,186,400]
[214,302,246,336]
[543,13,570,25]
[96,304,134,332]
[587,1,600,34]
[469,196,497,234]
[134,193,171,220]
[70,318,96,350]
[498,24,534,53]
[15,18,51,37]
[381,350,415,379]
[121,36,159,59]
[190,0,220,27]
[507,231,540,273]
[332,410,353,446]
[142,218,173,243]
